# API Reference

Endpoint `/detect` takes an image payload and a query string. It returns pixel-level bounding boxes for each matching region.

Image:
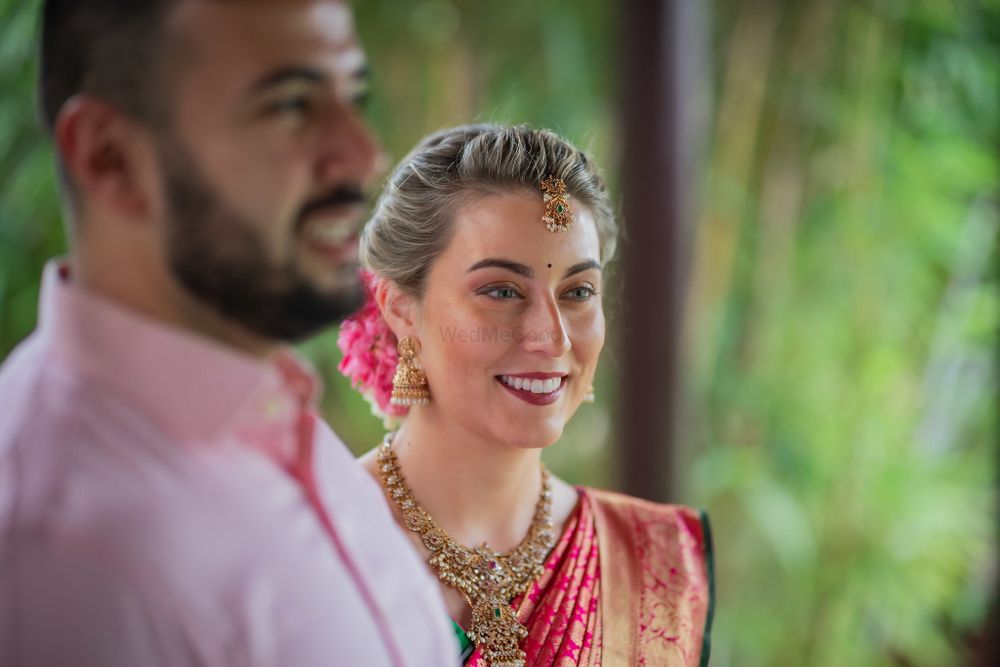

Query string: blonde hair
[361,124,618,296]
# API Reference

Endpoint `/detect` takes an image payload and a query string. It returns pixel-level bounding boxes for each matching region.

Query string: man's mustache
[296,185,367,229]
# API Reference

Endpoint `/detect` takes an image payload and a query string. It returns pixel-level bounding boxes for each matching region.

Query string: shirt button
[263,396,289,419]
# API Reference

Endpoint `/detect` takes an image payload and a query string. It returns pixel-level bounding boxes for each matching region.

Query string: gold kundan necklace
[376,432,554,667]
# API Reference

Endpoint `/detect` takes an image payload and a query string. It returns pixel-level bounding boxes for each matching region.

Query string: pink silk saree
[465,488,714,666]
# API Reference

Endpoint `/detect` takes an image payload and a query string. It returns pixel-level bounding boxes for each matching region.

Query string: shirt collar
[37,260,322,448]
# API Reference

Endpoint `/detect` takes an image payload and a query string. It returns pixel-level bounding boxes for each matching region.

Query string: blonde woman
[339,125,714,667]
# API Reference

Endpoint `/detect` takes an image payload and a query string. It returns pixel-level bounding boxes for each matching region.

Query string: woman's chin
[494,421,565,451]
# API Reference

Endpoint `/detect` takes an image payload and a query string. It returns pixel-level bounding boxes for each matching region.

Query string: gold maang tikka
[541,176,574,233]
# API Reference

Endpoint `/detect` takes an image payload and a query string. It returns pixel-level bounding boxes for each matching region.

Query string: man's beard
[160,139,366,343]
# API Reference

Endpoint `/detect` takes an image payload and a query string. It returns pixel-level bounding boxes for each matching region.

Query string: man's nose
[314,105,380,186]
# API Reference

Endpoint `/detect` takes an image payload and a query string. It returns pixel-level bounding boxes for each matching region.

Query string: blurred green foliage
[689,1,998,664]
[0,1,996,665]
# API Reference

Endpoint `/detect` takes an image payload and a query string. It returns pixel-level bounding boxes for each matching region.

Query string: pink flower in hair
[337,269,408,425]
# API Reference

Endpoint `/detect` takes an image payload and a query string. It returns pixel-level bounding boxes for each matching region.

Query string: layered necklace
[376,432,555,667]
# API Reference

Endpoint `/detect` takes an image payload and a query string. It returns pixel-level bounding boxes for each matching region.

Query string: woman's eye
[563,286,598,301]
[481,286,523,300]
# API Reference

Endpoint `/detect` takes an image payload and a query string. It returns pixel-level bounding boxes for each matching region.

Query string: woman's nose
[520,295,571,357]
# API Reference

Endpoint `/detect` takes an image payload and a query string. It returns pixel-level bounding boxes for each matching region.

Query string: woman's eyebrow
[562,260,601,279]
[466,258,533,278]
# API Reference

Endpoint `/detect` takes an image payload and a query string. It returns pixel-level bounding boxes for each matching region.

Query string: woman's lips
[495,375,568,406]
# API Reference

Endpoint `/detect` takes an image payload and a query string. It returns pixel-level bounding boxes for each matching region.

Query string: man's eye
[267,96,312,115]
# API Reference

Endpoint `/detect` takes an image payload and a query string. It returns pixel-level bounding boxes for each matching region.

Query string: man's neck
[73,248,278,359]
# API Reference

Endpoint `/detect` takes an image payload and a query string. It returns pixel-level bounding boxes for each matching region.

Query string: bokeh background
[1,1,997,665]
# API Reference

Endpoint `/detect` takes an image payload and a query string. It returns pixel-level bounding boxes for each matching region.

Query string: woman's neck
[391,406,545,554]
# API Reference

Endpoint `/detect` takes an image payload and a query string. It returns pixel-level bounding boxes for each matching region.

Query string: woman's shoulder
[582,487,715,665]
[356,444,379,470]
[582,487,707,532]
[581,486,712,556]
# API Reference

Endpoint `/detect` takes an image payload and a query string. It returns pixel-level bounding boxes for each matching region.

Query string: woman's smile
[496,372,570,406]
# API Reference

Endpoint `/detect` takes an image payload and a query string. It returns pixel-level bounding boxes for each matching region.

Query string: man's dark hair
[38,0,180,133]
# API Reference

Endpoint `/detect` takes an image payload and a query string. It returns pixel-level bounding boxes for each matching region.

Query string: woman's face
[413,190,605,449]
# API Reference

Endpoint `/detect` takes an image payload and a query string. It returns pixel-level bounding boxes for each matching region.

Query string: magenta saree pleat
[464,488,712,667]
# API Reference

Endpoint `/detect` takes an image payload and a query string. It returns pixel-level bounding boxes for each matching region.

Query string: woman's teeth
[499,375,563,394]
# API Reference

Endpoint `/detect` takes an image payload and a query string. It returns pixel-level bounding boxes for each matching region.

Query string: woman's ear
[375,279,418,339]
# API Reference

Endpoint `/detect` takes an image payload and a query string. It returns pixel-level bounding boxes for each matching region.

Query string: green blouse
[453,620,473,662]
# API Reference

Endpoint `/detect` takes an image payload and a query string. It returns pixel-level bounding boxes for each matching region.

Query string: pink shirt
[0,263,456,666]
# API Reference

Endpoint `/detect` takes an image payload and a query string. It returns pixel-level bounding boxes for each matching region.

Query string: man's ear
[54,95,156,220]
[375,278,418,339]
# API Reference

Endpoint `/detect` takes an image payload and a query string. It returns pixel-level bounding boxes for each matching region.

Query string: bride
[339,124,714,667]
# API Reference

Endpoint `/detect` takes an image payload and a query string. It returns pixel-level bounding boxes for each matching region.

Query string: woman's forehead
[445,192,601,271]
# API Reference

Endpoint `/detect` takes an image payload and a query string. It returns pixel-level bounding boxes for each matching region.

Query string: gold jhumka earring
[541,176,574,232]
[390,336,430,406]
